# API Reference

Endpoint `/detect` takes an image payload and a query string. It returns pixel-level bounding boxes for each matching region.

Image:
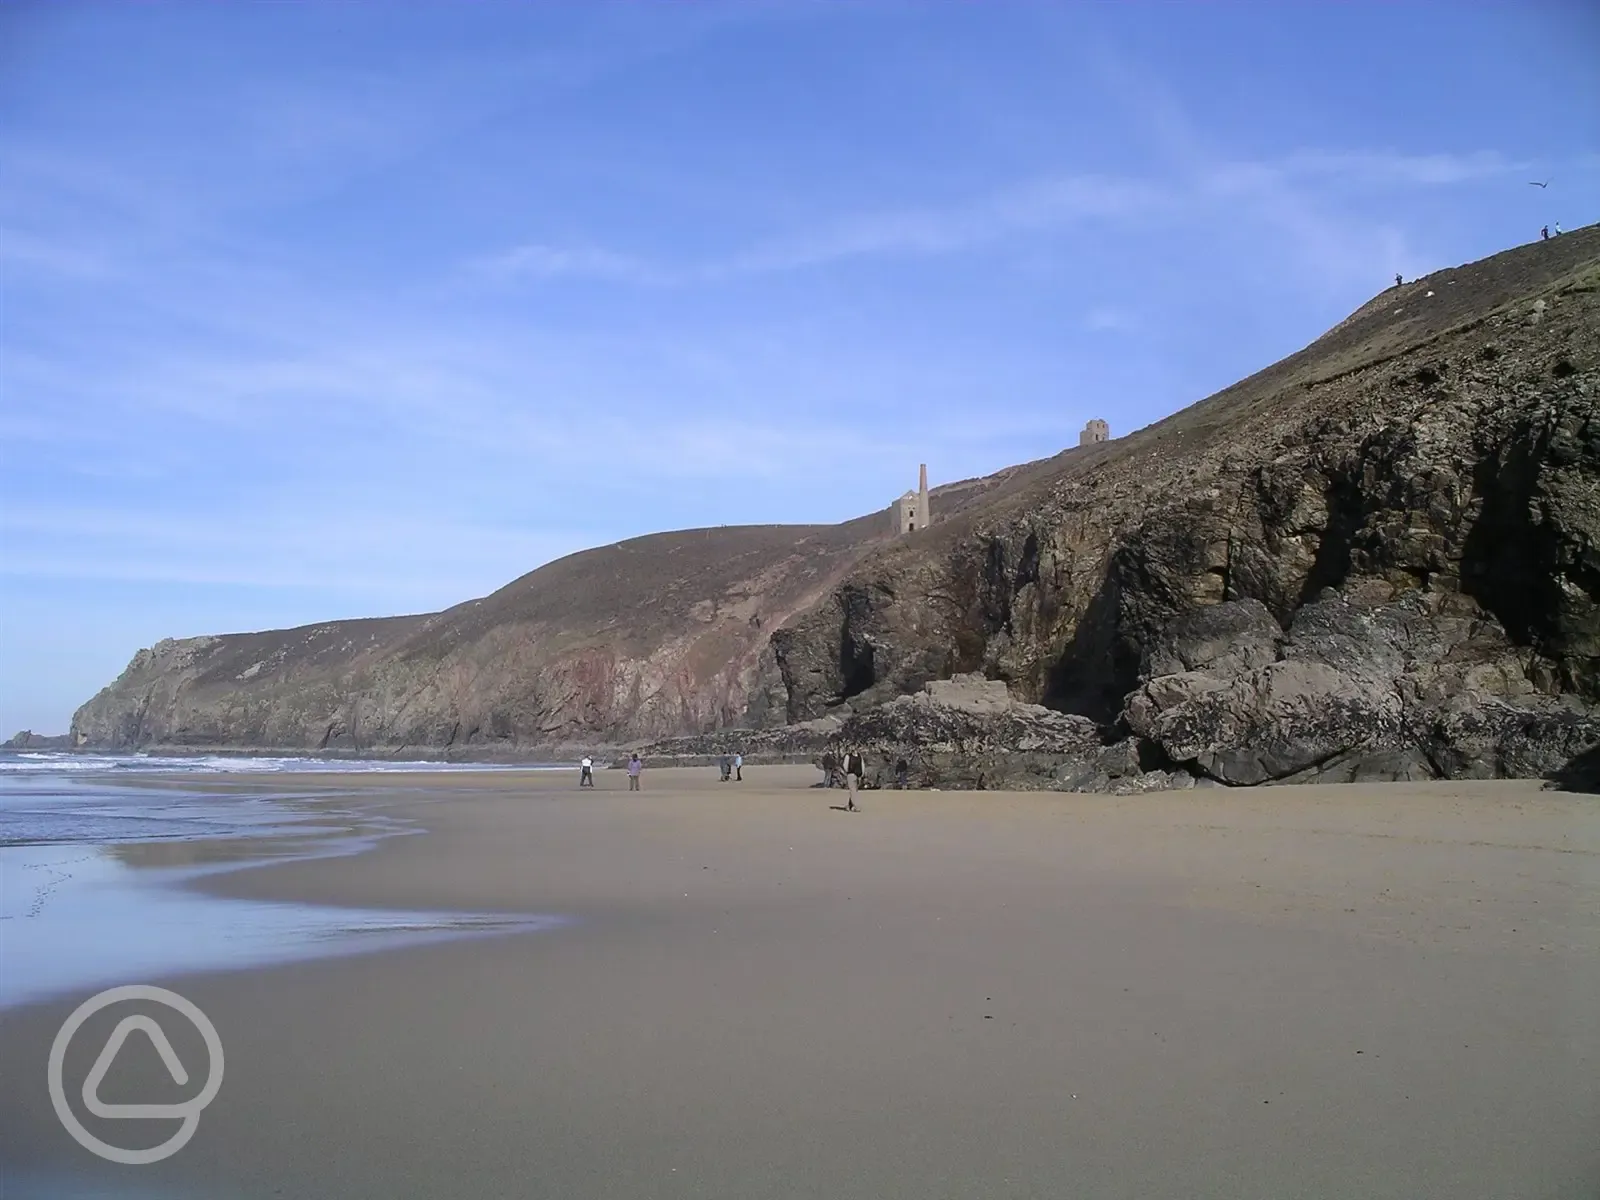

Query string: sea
[0,750,570,1011]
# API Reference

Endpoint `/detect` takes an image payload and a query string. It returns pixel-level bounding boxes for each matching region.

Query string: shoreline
[0,773,577,1011]
[2,770,1595,1198]
[4,744,584,765]
[17,744,1597,795]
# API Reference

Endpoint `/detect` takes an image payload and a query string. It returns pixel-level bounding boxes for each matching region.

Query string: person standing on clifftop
[627,753,642,791]
[1395,273,1403,287]
[1542,225,1550,241]
[580,755,594,787]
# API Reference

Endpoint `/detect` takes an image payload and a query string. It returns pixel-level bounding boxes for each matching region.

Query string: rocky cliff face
[74,229,1600,781]
[752,231,1599,783]
[71,520,887,752]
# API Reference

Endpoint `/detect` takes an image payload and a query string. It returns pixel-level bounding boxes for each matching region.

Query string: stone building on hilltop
[1079,418,1110,446]
[890,463,931,535]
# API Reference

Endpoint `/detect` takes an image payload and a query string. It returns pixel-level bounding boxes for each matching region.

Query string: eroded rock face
[835,674,1102,790]
[745,232,1600,785]
[1124,593,1600,784]
[640,673,1191,794]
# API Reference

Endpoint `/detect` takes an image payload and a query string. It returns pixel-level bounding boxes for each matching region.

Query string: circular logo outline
[48,984,225,1165]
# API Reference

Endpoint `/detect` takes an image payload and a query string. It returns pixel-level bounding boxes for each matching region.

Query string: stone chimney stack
[918,463,929,525]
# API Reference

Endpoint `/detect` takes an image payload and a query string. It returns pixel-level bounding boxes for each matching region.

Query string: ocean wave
[0,751,568,775]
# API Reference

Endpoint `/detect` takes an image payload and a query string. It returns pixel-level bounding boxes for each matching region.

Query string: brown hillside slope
[71,514,889,751]
[73,228,1598,760]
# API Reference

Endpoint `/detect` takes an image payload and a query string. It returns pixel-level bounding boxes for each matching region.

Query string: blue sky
[2,3,1597,734]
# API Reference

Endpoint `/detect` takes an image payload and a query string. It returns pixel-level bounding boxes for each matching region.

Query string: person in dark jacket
[820,751,838,788]
[840,748,865,812]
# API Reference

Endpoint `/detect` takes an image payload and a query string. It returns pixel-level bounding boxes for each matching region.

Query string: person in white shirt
[580,756,594,788]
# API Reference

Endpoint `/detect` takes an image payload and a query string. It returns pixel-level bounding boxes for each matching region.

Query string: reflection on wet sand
[2,781,562,1010]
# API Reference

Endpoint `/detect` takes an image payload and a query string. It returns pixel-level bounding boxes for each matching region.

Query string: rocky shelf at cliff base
[3,730,78,750]
[636,632,1600,794]
[68,227,1600,791]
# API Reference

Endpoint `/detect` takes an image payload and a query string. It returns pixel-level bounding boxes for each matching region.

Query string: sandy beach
[2,766,1596,1199]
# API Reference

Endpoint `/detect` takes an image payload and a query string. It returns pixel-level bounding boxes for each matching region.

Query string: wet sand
[2,767,1596,1198]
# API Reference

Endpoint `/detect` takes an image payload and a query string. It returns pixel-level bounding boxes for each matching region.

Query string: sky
[2,3,1597,735]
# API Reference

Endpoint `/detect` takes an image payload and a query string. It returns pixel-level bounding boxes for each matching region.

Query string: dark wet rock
[1124,592,1600,785]
[1546,742,1600,793]
[1140,599,1285,679]
[3,730,76,750]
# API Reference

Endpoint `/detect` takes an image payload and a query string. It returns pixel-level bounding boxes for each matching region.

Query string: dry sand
[2,767,1596,1199]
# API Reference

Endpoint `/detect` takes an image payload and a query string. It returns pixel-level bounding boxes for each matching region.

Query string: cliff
[73,228,1600,780]
[72,519,888,751]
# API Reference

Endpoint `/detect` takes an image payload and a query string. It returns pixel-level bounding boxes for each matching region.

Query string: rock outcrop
[640,673,1196,794]
[1124,592,1600,785]
[3,730,76,750]
[71,227,1600,785]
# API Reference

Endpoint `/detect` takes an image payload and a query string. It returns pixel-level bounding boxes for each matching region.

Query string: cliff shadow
[1041,572,1138,727]
[1461,433,1548,642]
[1547,741,1600,793]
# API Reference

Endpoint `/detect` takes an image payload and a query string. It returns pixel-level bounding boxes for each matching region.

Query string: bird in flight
[1529,180,1550,188]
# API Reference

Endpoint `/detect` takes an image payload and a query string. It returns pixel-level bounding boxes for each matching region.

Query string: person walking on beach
[820,750,838,788]
[841,748,864,812]
[895,758,909,789]
[580,755,594,788]
[733,752,743,782]
[627,753,642,791]
[719,753,731,782]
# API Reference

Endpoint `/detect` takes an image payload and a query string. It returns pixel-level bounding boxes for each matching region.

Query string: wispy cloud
[473,143,1519,292]
[0,227,114,279]
[472,242,663,283]
[1084,306,1138,333]
[1086,49,1461,289]
[721,173,1167,274]
[1196,150,1526,208]
[475,171,1169,286]
[1277,149,1524,187]
[0,503,592,599]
